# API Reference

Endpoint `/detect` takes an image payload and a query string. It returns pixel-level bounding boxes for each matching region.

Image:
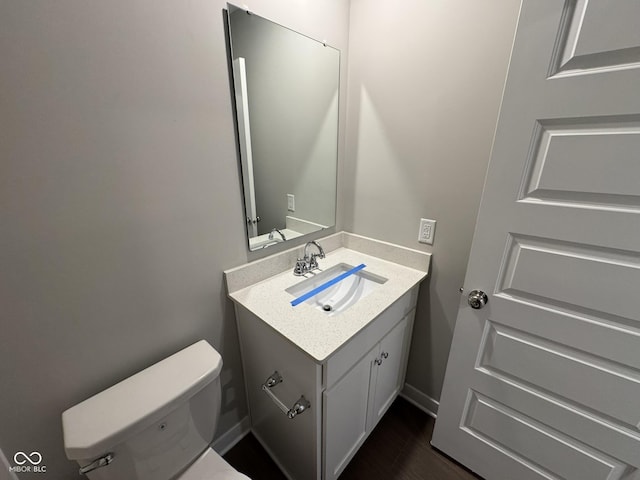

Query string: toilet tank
[62,340,223,480]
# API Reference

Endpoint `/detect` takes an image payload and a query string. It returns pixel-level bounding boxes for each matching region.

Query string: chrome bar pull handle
[261,371,310,420]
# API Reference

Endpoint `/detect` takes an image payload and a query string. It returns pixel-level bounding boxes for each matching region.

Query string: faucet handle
[308,254,319,270]
[293,258,308,276]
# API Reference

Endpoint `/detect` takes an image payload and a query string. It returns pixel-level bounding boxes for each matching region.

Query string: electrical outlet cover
[418,218,436,245]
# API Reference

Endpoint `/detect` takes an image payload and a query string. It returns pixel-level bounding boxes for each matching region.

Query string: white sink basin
[286,263,387,315]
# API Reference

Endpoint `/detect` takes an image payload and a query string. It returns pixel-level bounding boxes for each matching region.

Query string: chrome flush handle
[79,453,114,475]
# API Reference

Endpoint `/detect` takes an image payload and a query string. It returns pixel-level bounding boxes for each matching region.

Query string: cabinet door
[368,318,408,430]
[323,348,377,480]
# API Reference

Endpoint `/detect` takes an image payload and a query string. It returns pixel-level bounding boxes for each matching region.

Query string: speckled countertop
[225,233,430,362]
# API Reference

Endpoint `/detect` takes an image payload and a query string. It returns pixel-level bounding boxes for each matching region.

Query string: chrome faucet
[294,241,325,276]
[304,241,325,269]
[269,228,286,242]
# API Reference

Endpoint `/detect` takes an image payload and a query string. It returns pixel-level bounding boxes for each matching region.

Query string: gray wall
[0,1,349,479]
[0,448,17,480]
[343,0,521,405]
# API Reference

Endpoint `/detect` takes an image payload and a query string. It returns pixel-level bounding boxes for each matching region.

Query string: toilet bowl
[62,340,249,479]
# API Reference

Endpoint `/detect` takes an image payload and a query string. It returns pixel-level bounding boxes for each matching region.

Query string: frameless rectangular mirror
[226,4,340,251]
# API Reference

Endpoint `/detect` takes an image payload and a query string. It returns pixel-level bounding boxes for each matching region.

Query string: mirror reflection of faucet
[294,241,325,276]
[269,228,286,242]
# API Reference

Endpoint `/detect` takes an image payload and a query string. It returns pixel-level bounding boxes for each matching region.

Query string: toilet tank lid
[62,340,222,460]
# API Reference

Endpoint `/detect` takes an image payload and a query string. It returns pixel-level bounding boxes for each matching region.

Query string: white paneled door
[432,2,640,479]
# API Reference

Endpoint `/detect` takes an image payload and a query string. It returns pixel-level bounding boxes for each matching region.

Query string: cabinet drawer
[324,286,418,389]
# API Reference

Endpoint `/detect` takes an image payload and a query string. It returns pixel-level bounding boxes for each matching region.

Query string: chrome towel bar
[261,371,310,419]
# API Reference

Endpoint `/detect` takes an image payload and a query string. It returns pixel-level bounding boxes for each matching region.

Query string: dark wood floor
[223,397,482,480]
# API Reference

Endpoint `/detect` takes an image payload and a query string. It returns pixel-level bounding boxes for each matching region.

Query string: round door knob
[468,290,488,309]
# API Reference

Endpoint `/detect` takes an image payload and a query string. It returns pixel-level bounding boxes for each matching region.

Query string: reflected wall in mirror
[226,4,340,251]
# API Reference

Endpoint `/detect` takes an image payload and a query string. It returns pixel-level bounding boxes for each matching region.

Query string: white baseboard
[0,447,19,480]
[400,383,439,419]
[212,416,251,456]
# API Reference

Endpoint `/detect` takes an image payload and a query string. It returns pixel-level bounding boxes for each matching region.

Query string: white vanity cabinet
[226,233,430,479]
[234,285,419,480]
[323,315,411,480]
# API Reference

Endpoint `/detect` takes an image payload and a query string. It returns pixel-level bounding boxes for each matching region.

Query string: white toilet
[62,340,250,479]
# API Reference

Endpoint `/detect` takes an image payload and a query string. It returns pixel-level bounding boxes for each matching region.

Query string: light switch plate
[287,194,295,212]
[418,218,436,245]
